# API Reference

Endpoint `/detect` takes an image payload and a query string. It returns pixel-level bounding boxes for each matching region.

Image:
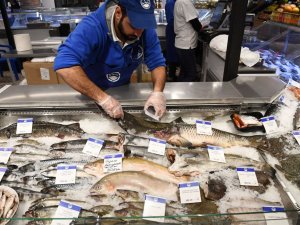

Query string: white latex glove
[144,92,166,119]
[98,95,124,119]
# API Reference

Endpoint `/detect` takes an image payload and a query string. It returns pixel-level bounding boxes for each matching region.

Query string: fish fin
[168,134,193,148]
[67,123,81,130]
[171,117,185,124]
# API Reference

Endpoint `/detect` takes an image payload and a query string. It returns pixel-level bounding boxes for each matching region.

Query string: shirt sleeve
[54,15,103,71]
[143,29,166,71]
[180,0,199,23]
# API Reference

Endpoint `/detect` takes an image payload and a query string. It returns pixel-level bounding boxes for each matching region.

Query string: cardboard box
[23,61,58,85]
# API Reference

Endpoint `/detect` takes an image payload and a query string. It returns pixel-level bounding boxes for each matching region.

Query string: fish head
[90,179,114,195]
[24,209,36,218]
[83,160,104,177]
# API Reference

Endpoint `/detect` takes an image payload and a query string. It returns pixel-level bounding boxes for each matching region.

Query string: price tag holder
[260,116,278,134]
[196,120,212,135]
[292,131,300,145]
[148,138,166,156]
[288,79,300,88]
[237,167,259,186]
[82,138,104,157]
[0,148,13,164]
[0,167,7,182]
[103,153,123,173]
[278,95,288,106]
[143,195,166,223]
[263,206,289,225]
[179,181,201,204]
[16,118,33,134]
[55,165,76,185]
[51,200,81,225]
[207,145,226,163]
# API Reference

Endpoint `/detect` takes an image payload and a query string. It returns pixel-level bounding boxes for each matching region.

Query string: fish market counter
[0,76,286,110]
[0,79,300,225]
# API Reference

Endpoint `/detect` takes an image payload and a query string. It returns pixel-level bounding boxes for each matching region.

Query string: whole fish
[168,152,274,177]
[29,197,85,211]
[13,144,49,156]
[50,137,123,151]
[119,112,266,148]
[90,171,178,201]
[16,139,44,146]
[84,157,189,184]
[25,205,98,219]
[0,121,84,139]
[41,168,92,178]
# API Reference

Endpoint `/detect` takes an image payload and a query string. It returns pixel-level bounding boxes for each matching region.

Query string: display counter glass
[243,21,300,83]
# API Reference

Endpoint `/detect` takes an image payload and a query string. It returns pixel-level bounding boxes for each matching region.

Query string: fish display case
[0,80,300,224]
[243,21,300,84]
[8,7,89,29]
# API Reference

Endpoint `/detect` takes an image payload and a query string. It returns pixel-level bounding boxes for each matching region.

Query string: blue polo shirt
[54,2,165,90]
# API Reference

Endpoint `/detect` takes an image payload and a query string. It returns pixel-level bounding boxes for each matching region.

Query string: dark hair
[118,4,127,16]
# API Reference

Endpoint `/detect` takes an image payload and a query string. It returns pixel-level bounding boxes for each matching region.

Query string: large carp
[0,121,84,139]
[119,112,266,148]
[90,171,178,201]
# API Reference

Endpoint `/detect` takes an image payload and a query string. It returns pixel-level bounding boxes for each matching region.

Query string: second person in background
[174,0,202,82]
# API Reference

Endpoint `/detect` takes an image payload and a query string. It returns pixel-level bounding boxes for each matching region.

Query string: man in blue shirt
[54,0,166,119]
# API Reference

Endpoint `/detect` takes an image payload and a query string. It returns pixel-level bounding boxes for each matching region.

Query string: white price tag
[288,79,300,88]
[16,118,33,134]
[40,68,50,80]
[207,145,226,163]
[179,182,201,204]
[292,131,300,145]
[103,153,123,173]
[148,138,166,156]
[196,120,212,135]
[51,200,81,225]
[0,167,7,182]
[55,165,76,185]
[261,116,278,134]
[143,195,166,223]
[0,148,13,164]
[82,138,104,157]
[237,167,259,186]
[263,206,289,225]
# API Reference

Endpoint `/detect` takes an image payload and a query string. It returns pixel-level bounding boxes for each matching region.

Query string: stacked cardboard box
[23,61,65,85]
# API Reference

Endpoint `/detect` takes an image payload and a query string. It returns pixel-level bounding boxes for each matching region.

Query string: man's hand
[144,92,166,119]
[98,95,124,119]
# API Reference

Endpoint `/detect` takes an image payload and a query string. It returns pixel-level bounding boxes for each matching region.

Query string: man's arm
[57,66,124,119]
[56,66,107,102]
[151,66,166,92]
[189,18,202,32]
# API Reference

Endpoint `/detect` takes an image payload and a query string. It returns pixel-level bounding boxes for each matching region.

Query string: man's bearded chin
[118,17,138,41]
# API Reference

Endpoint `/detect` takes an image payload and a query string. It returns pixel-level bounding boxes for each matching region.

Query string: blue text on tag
[263,206,285,212]
[59,201,81,212]
[104,153,123,159]
[179,182,199,188]
[145,195,166,204]
[237,167,255,172]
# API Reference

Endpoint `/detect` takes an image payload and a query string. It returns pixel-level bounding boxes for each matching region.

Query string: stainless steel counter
[0,76,286,110]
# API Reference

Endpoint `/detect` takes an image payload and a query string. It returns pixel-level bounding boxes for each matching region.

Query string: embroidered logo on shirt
[140,0,151,9]
[106,72,121,82]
